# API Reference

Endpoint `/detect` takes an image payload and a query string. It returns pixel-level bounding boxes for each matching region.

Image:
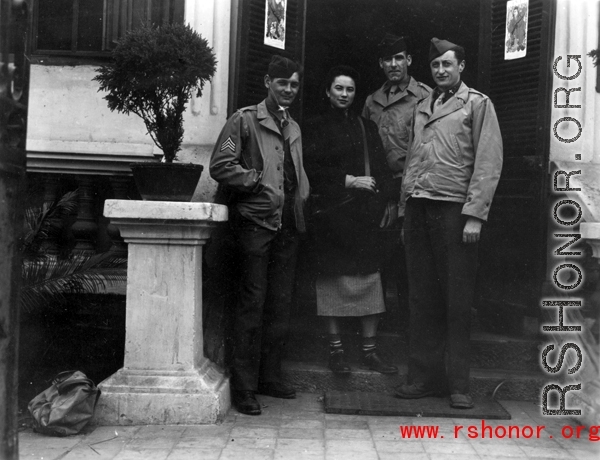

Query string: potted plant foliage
[94,23,217,201]
[20,190,127,312]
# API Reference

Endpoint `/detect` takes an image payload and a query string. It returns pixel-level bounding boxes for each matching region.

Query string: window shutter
[33,0,184,55]
[230,0,307,119]
[104,0,185,50]
[487,0,554,182]
[477,0,555,318]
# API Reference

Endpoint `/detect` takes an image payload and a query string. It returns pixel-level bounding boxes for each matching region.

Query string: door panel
[476,0,555,331]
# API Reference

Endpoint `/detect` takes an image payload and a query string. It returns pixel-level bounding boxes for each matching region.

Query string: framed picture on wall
[505,0,529,60]
[264,0,287,50]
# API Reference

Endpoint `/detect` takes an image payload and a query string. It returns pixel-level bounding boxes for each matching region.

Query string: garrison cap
[378,33,409,58]
[268,55,301,79]
[429,37,464,62]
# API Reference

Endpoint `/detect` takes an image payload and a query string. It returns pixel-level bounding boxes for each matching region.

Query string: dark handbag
[28,370,101,436]
[355,117,388,226]
[309,117,387,224]
[309,192,355,218]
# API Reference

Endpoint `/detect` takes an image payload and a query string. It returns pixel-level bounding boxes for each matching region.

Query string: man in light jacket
[396,38,503,409]
[210,55,309,416]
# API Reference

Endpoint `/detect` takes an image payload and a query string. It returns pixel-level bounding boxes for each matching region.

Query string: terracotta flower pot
[130,162,203,202]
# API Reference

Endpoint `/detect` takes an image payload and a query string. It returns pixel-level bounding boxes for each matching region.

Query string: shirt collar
[384,77,412,95]
[265,97,288,122]
[432,80,462,104]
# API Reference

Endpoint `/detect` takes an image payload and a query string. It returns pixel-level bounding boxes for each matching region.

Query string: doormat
[324,391,511,420]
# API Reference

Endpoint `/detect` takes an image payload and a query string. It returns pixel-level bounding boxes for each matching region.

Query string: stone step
[282,360,546,402]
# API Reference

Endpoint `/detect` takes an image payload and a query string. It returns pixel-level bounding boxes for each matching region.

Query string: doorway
[302,0,482,120]
[227,0,555,346]
[294,0,483,335]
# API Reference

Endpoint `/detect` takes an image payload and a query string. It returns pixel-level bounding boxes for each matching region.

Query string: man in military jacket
[210,55,309,416]
[396,38,503,409]
[362,34,432,303]
[362,34,431,180]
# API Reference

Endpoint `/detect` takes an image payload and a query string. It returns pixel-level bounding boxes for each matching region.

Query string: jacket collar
[431,80,462,105]
[372,76,419,106]
[419,81,468,124]
[257,99,301,144]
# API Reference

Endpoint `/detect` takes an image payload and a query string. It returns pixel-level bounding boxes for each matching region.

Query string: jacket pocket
[450,134,465,166]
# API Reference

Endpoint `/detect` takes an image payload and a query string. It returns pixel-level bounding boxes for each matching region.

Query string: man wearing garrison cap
[210,55,309,416]
[396,38,503,409]
[362,34,431,321]
[363,34,431,182]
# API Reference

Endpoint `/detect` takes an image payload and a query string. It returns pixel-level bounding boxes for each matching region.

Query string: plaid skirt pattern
[316,271,386,317]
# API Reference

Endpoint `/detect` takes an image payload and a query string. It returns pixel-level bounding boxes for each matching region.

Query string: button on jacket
[210,100,310,232]
[362,77,431,177]
[401,82,503,221]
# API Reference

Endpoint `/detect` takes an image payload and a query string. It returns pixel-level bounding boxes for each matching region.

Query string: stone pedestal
[94,199,230,425]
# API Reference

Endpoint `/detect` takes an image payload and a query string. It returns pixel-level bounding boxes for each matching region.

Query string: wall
[181,0,231,201]
[550,0,600,222]
[548,0,600,428]
[25,0,231,200]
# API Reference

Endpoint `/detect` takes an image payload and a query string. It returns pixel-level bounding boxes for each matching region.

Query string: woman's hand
[345,175,377,194]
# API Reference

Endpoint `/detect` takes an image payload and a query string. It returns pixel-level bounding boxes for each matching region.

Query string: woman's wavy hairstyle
[325,65,361,92]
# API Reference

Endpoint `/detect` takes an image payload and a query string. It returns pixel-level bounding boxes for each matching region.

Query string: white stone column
[94,199,230,425]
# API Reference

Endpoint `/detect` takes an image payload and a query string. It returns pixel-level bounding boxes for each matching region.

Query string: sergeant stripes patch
[220,136,236,152]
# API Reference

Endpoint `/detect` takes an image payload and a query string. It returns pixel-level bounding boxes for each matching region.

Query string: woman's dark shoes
[362,352,398,374]
[232,390,261,415]
[329,351,351,374]
[257,382,296,399]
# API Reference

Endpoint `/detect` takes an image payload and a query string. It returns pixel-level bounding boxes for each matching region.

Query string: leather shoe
[329,351,351,374]
[395,382,441,399]
[232,390,261,415]
[362,352,398,374]
[257,382,296,399]
[450,393,474,409]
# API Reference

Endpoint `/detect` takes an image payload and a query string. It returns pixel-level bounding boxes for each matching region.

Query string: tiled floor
[18,394,600,459]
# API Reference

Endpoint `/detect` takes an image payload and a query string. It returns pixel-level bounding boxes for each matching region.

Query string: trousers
[229,211,299,391]
[404,197,479,394]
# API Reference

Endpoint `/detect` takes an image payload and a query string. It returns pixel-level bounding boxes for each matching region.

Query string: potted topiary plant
[94,23,217,201]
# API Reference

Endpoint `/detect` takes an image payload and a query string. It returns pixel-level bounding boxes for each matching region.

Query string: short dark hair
[293,63,304,80]
[451,46,466,64]
[325,65,361,91]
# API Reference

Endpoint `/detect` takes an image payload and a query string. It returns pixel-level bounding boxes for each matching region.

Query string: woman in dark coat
[303,65,399,375]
